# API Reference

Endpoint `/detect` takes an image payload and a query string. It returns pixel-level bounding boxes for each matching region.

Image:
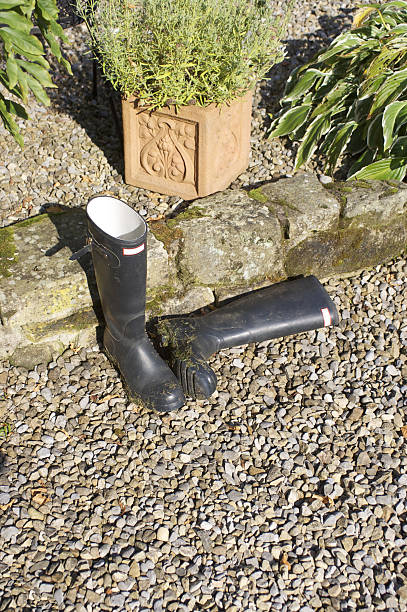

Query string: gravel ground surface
[1,2,407,611]
[1,258,407,611]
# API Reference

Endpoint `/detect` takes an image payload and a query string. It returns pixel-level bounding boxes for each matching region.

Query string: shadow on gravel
[0,450,7,475]
[43,204,105,347]
[50,55,124,179]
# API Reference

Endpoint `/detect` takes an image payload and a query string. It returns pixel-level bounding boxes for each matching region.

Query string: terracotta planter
[122,91,252,199]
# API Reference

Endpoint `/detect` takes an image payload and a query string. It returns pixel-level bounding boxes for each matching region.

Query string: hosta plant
[269,1,407,181]
[0,0,71,147]
[76,0,292,108]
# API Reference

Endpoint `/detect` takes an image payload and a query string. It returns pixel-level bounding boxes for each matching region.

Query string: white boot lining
[87,196,146,241]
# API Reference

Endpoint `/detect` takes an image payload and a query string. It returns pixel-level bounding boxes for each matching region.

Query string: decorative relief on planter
[213,112,239,180]
[122,91,252,199]
[139,114,196,186]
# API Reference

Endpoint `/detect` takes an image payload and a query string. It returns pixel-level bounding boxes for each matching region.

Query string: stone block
[146,230,171,290]
[341,180,407,220]
[160,286,214,316]
[173,190,284,292]
[259,173,340,248]
[0,210,96,363]
[0,208,175,364]
[285,177,407,279]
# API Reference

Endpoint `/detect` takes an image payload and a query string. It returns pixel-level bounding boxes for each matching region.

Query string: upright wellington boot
[159,276,339,399]
[84,196,185,412]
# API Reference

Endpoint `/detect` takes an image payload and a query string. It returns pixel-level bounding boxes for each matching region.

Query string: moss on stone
[0,211,71,278]
[44,283,86,318]
[9,342,64,369]
[167,206,206,226]
[323,182,351,211]
[275,198,300,213]
[17,210,69,229]
[248,187,269,204]
[352,179,375,189]
[22,307,97,342]
[324,182,353,194]
[0,226,17,278]
[146,284,178,316]
[381,185,400,197]
[149,220,183,252]
[285,212,407,278]
[17,213,50,229]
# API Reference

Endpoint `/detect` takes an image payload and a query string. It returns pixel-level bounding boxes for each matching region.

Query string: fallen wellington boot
[159,276,339,399]
[85,196,185,412]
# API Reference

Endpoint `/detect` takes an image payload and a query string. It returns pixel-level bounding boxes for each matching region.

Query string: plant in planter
[0,0,72,147]
[76,0,292,198]
[269,0,407,181]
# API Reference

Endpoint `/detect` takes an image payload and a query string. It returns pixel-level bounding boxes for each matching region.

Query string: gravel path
[1,258,407,611]
[1,2,407,611]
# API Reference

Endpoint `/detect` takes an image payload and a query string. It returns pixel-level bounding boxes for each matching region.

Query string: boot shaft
[87,196,148,338]
[200,276,339,350]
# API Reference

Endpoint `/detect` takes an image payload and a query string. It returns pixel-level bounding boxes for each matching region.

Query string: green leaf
[26,74,50,105]
[379,1,407,7]
[6,99,29,120]
[359,74,388,99]
[310,80,355,118]
[0,0,23,8]
[34,7,69,43]
[6,55,18,89]
[369,67,407,116]
[268,104,311,138]
[364,47,405,80]
[17,69,28,102]
[0,27,44,56]
[352,96,374,123]
[318,33,365,62]
[349,157,407,180]
[367,113,384,151]
[0,97,24,147]
[325,121,358,171]
[348,125,368,155]
[284,69,326,102]
[16,59,56,89]
[390,135,407,157]
[47,17,66,40]
[388,24,407,35]
[37,18,71,72]
[18,52,50,69]
[382,100,407,150]
[36,0,59,20]
[282,64,302,96]
[347,148,376,177]
[0,9,32,31]
[60,56,72,75]
[295,115,330,169]
[0,68,21,98]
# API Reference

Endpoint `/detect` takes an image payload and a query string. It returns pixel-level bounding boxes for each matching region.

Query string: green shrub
[76,0,292,108]
[0,0,72,147]
[269,0,407,181]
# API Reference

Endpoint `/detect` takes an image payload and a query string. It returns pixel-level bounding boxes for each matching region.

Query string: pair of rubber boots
[82,196,339,412]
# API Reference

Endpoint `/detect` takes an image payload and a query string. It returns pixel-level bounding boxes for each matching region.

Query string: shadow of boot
[43,203,105,347]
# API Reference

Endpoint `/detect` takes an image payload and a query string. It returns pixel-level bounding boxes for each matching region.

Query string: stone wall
[1,174,406,367]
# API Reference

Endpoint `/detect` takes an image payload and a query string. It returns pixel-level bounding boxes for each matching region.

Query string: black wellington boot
[86,196,185,412]
[159,276,339,399]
